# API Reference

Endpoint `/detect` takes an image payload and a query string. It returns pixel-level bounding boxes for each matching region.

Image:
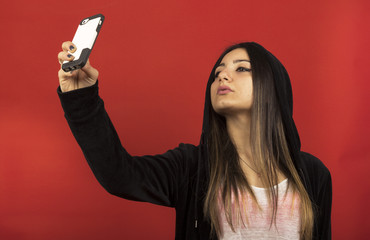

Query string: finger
[58,51,75,65]
[82,59,94,71]
[84,59,92,68]
[62,41,77,53]
[81,59,99,80]
[58,68,73,79]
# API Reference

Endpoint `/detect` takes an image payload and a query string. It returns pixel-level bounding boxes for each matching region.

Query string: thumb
[81,59,99,81]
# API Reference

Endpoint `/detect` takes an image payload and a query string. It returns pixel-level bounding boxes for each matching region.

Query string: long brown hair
[203,42,314,239]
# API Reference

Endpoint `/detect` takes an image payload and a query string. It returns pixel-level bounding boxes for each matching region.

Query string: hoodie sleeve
[57,81,193,207]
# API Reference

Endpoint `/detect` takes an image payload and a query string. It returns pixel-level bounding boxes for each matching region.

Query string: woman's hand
[57,41,99,93]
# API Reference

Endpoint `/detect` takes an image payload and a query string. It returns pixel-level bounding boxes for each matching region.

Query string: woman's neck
[225,113,252,158]
[225,113,286,187]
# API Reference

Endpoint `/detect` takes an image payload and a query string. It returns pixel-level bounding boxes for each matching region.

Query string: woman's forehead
[221,48,250,63]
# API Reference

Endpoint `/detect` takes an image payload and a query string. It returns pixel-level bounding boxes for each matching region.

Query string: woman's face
[211,48,253,116]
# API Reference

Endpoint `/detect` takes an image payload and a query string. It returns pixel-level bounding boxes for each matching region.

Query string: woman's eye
[236,67,251,72]
[214,71,220,78]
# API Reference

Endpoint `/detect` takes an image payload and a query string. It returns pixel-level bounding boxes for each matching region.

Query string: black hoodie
[58,44,332,239]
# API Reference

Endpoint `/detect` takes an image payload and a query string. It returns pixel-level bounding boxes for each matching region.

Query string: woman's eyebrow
[217,59,251,67]
[233,59,250,63]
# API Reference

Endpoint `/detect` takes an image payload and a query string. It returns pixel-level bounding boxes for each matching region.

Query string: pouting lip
[217,85,233,93]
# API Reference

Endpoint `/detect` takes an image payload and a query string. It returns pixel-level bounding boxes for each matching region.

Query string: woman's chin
[213,105,234,116]
[214,105,252,117]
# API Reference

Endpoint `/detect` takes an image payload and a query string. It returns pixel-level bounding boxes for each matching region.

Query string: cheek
[240,89,253,99]
[249,81,253,98]
[210,82,219,109]
[210,82,217,100]
[240,80,253,98]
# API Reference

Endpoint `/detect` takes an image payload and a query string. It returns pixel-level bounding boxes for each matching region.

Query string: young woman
[57,41,332,239]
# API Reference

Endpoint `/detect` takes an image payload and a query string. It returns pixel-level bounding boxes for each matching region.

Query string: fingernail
[67,54,72,58]
[69,45,74,50]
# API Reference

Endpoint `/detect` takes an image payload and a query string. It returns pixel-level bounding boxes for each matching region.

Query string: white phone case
[62,14,104,72]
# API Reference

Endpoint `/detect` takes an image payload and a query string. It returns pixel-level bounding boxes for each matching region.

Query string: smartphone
[62,14,104,72]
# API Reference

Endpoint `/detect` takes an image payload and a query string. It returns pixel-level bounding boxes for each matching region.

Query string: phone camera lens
[81,19,89,25]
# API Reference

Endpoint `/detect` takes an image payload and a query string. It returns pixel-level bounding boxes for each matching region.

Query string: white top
[219,179,301,239]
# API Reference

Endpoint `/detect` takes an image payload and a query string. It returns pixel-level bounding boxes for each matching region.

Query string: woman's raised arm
[57,41,196,207]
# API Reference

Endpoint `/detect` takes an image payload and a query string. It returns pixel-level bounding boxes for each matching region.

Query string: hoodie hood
[200,42,302,168]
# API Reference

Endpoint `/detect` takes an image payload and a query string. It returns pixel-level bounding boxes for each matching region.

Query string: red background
[0,0,369,239]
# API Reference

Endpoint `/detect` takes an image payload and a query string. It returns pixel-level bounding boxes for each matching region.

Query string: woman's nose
[218,70,231,82]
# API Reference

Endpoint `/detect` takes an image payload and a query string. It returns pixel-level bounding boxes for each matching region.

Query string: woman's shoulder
[177,143,199,152]
[168,143,201,165]
[298,151,331,179]
[170,143,200,160]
